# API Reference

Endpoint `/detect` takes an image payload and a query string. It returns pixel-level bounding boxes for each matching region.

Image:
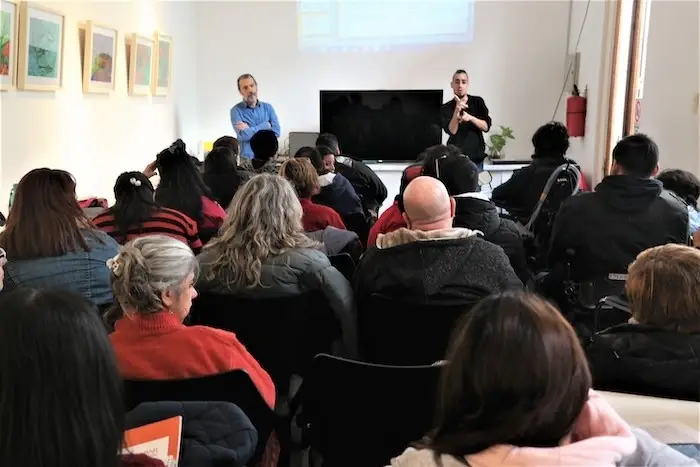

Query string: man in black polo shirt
[439,69,492,168]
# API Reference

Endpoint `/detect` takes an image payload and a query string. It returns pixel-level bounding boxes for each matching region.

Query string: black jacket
[549,175,688,280]
[126,401,258,467]
[335,155,388,214]
[354,227,522,305]
[586,323,700,401]
[313,173,364,216]
[453,195,529,283]
[439,95,491,163]
[492,157,579,223]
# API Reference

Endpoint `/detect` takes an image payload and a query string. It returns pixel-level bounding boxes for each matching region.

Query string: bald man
[402,176,456,232]
[354,176,522,306]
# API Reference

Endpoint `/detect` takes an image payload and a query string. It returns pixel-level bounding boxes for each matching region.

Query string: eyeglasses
[434,153,448,179]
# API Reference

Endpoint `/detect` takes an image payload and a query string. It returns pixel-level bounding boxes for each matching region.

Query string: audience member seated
[549,134,688,282]
[355,177,521,306]
[93,172,202,253]
[108,235,275,408]
[367,160,423,248]
[389,291,695,467]
[657,169,700,240]
[492,122,586,224]
[316,132,388,216]
[279,157,346,231]
[148,139,226,234]
[212,135,254,173]
[197,174,357,355]
[250,129,283,174]
[202,146,244,209]
[300,146,363,217]
[586,244,700,401]
[422,147,528,283]
[0,168,118,305]
[294,146,314,159]
[0,288,164,467]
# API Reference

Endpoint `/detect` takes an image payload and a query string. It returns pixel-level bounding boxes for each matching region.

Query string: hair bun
[129,177,142,187]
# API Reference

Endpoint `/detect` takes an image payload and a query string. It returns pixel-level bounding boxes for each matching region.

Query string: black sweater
[439,95,492,163]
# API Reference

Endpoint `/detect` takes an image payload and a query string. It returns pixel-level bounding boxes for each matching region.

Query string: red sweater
[367,201,407,247]
[110,311,276,408]
[299,197,346,232]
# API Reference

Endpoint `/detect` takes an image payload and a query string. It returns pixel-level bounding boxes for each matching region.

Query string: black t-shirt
[439,95,492,163]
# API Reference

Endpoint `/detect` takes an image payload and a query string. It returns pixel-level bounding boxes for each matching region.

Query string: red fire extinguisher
[566,85,587,137]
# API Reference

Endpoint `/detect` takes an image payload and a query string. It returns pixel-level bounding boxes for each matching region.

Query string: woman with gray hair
[108,234,275,408]
[197,173,357,355]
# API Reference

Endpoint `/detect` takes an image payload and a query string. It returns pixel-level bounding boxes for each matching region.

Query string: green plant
[487,125,515,158]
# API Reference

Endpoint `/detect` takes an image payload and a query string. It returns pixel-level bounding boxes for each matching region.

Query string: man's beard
[246,93,257,104]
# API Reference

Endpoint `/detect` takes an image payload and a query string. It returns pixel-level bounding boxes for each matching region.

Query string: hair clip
[106,255,122,277]
[129,177,142,187]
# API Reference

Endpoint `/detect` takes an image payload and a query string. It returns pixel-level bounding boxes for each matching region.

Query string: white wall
[565,0,615,183]
[0,0,200,207]
[195,0,571,159]
[568,0,700,185]
[638,0,699,174]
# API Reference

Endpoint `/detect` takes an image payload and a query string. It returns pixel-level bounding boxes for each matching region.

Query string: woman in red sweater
[108,234,275,408]
[279,157,346,232]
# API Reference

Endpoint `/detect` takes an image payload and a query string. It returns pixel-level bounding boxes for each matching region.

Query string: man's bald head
[402,176,455,231]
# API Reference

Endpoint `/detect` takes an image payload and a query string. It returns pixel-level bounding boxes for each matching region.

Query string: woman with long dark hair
[389,292,695,467]
[93,171,202,253]
[0,168,118,305]
[150,140,226,236]
[0,288,163,467]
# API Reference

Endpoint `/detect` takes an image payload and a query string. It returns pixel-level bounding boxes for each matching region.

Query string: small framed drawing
[126,33,153,96]
[17,2,65,91]
[0,0,19,91]
[152,31,171,96]
[81,21,117,93]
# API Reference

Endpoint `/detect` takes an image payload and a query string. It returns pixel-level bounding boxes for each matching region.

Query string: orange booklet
[122,416,183,466]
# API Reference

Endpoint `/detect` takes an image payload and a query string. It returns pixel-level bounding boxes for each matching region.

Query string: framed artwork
[81,20,117,93]
[152,31,171,96]
[17,2,65,91]
[126,33,153,96]
[0,0,18,91]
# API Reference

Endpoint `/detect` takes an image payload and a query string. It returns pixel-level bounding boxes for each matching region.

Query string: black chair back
[359,294,472,365]
[123,370,274,464]
[565,274,629,338]
[342,212,370,245]
[189,292,340,395]
[296,354,441,467]
[329,253,356,282]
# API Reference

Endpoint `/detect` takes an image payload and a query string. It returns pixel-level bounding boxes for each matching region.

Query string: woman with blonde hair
[586,244,700,401]
[197,173,357,355]
[108,235,275,407]
[390,291,695,467]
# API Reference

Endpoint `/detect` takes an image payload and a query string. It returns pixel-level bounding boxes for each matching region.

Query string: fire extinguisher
[566,85,587,137]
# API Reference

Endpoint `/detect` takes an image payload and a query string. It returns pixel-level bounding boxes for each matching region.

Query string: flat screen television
[320,90,444,162]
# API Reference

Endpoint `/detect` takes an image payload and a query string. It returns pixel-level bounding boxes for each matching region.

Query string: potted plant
[487,125,515,159]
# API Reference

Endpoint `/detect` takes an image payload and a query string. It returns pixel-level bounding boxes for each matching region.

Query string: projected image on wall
[298,0,475,52]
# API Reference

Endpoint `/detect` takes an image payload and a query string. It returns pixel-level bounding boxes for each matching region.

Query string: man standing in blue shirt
[230,74,281,160]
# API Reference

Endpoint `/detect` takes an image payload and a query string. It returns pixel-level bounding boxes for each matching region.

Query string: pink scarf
[390,391,637,467]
